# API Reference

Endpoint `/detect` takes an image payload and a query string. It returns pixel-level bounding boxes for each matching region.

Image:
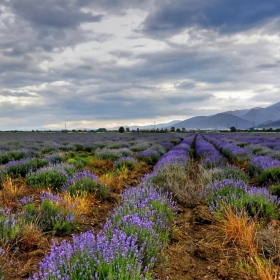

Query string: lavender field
[0,132,280,279]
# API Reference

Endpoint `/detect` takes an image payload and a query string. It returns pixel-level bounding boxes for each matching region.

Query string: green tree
[119,127,125,133]
[230,126,237,132]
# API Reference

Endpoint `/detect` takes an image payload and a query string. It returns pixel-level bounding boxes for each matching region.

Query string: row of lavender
[194,134,280,224]
[201,134,280,188]
[193,135,280,220]
[30,136,194,279]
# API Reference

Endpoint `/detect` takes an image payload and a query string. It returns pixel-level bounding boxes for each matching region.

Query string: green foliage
[74,144,85,152]
[239,194,279,220]
[212,167,249,183]
[66,177,100,196]
[42,147,56,155]
[5,158,47,178]
[95,148,133,161]
[118,127,125,133]
[114,160,136,171]
[26,169,68,190]
[24,200,76,234]
[269,184,280,197]
[207,181,279,220]
[230,126,237,132]
[0,210,22,247]
[98,184,110,200]
[0,151,28,165]
[135,154,159,165]
[256,167,280,186]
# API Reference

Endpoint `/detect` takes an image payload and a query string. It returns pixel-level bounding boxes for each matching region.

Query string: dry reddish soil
[153,203,246,280]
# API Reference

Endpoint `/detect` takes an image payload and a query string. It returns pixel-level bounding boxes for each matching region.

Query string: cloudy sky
[1,0,280,130]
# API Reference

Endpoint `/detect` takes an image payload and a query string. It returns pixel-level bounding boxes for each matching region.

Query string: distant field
[0,132,280,279]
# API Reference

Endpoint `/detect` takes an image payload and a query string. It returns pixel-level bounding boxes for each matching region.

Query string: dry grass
[17,223,43,252]
[0,176,26,197]
[99,172,122,191]
[216,207,257,254]
[61,192,95,217]
[99,167,130,192]
[87,158,113,176]
[156,160,208,208]
[215,207,279,280]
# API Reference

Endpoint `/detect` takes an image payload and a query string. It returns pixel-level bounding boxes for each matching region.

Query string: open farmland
[0,132,280,279]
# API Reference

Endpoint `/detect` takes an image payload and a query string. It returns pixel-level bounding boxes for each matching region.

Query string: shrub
[256,167,280,186]
[4,158,47,178]
[43,153,64,165]
[24,192,77,234]
[269,184,280,197]
[130,142,151,152]
[212,167,249,183]
[31,230,152,280]
[26,166,69,190]
[94,148,133,161]
[114,157,137,170]
[63,171,109,199]
[0,208,22,247]
[206,179,280,220]
[136,149,160,164]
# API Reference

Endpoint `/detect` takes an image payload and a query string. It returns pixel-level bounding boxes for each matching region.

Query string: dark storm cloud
[0,0,279,130]
[0,1,109,59]
[9,0,103,29]
[257,62,280,69]
[78,0,151,13]
[142,0,280,36]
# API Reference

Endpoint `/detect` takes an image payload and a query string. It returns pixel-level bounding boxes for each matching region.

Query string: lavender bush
[30,180,176,279]
[206,179,280,219]
[114,156,137,170]
[43,153,64,165]
[63,170,108,198]
[94,147,133,161]
[4,157,47,178]
[136,149,160,164]
[248,156,280,174]
[24,192,76,234]
[0,208,22,247]
[26,164,70,190]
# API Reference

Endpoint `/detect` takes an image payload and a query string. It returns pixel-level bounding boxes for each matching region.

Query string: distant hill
[167,101,280,130]
[239,102,280,125]
[168,113,251,130]
[114,120,182,130]
[257,119,280,128]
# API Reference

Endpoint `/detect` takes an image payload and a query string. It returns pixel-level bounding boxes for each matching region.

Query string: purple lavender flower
[66,170,98,185]
[114,156,137,166]
[40,191,64,203]
[248,156,280,173]
[19,196,34,205]
[196,135,227,167]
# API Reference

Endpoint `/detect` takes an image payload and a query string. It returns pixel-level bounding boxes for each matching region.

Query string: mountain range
[166,101,280,130]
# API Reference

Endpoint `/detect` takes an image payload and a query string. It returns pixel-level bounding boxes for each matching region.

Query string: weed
[0,176,26,197]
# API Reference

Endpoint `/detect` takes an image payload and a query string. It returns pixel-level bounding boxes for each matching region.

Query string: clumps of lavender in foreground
[30,184,177,279]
